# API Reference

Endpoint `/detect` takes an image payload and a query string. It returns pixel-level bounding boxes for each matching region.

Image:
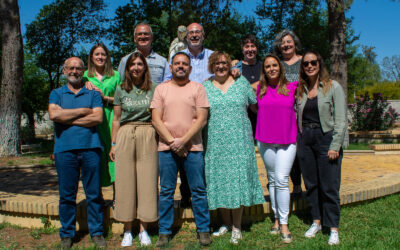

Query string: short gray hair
[63,57,84,68]
[273,29,302,56]
[134,23,153,37]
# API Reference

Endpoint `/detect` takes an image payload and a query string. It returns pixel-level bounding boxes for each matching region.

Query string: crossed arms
[48,104,103,127]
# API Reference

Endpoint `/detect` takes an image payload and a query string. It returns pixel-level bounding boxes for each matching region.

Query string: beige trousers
[113,122,158,222]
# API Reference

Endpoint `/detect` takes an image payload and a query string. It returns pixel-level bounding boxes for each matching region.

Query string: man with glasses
[48,57,106,249]
[163,23,214,208]
[118,23,168,84]
[164,23,214,83]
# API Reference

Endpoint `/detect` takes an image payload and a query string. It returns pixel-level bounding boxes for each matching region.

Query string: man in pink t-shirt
[151,52,211,247]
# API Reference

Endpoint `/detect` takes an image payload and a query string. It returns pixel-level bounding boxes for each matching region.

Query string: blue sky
[19,0,400,64]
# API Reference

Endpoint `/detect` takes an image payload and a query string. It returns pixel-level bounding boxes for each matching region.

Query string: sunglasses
[302,60,318,67]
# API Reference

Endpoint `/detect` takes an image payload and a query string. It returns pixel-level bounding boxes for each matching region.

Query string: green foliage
[22,49,50,139]
[25,0,109,90]
[30,217,57,240]
[349,92,399,131]
[356,81,400,100]
[347,45,381,102]
[107,0,258,67]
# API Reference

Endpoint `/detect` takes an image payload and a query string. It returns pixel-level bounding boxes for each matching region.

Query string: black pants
[297,127,342,228]
[290,156,302,186]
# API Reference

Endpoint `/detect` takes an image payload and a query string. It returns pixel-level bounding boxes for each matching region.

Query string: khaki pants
[113,122,158,222]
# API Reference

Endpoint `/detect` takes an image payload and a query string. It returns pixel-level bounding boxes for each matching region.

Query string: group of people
[48,22,347,249]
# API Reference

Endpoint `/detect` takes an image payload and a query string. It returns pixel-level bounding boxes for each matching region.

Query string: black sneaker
[92,235,107,248]
[60,237,72,249]
[156,234,171,247]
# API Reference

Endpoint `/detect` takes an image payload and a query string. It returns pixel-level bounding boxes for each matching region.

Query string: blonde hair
[87,43,114,77]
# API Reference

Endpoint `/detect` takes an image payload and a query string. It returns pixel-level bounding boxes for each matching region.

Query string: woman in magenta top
[256,54,297,244]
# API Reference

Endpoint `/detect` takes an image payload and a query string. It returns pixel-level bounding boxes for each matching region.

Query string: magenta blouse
[255,81,298,144]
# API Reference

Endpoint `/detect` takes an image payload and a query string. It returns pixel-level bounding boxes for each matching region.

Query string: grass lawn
[346,142,372,150]
[0,193,399,249]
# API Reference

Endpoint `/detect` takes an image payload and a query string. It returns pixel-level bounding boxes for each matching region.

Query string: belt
[121,121,152,126]
[303,123,321,129]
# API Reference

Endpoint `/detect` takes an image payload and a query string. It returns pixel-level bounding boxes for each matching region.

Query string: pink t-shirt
[150,80,210,151]
[255,81,298,144]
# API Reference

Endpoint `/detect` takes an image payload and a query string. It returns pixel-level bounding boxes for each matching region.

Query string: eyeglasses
[188,30,202,35]
[135,32,151,36]
[302,60,318,67]
[65,66,84,72]
[214,61,228,66]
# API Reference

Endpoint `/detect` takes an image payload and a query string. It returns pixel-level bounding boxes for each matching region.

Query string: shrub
[348,92,399,131]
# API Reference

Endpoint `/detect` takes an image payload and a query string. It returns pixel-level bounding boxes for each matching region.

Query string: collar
[134,49,155,58]
[186,47,205,59]
[62,83,88,96]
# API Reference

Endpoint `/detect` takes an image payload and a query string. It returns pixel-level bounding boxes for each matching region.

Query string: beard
[67,75,83,88]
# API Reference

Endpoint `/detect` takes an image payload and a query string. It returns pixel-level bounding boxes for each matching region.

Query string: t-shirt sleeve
[150,85,163,109]
[195,84,210,108]
[113,86,122,106]
[49,90,60,105]
[92,91,103,108]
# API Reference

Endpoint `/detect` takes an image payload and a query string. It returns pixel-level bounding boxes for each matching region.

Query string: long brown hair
[87,42,114,77]
[297,50,331,99]
[121,52,152,93]
[259,54,289,99]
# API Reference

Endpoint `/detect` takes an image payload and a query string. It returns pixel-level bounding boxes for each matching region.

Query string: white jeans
[258,142,296,224]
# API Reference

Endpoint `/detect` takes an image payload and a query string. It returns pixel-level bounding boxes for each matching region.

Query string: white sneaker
[139,230,152,246]
[304,223,322,238]
[121,231,133,247]
[212,225,229,237]
[328,230,340,245]
[230,229,242,245]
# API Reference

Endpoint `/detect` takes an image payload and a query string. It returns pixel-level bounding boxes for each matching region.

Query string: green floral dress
[83,70,121,187]
[203,76,265,210]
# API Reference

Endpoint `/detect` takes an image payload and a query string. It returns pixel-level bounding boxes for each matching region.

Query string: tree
[0,0,24,156]
[22,49,50,140]
[347,45,381,102]
[327,0,350,102]
[25,0,108,90]
[108,0,254,66]
[381,55,400,81]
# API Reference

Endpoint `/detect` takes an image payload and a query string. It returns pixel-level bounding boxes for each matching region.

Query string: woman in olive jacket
[296,51,347,246]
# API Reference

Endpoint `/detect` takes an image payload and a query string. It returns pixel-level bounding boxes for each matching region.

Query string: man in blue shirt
[48,57,106,249]
[118,23,169,84]
[164,23,214,84]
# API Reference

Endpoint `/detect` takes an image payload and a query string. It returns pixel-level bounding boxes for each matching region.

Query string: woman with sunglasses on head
[84,43,121,189]
[273,30,303,196]
[256,54,298,244]
[109,52,158,247]
[296,51,347,245]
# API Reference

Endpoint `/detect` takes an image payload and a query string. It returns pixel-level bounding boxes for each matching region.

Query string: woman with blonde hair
[256,54,298,243]
[84,42,121,188]
[296,51,346,245]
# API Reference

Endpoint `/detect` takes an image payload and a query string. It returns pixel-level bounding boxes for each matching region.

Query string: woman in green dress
[203,51,265,245]
[84,43,121,188]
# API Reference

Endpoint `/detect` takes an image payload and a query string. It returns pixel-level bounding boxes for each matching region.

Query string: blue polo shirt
[49,85,103,154]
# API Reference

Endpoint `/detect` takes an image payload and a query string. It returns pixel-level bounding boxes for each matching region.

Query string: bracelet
[111,142,116,146]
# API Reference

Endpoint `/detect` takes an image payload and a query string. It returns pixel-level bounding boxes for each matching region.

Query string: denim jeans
[258,142,296,224]
[55,148,103,238]
[297,128,342,228]
[158,151,210,234]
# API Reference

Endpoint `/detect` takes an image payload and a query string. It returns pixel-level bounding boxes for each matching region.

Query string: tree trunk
[327,0,348,102]
[0,0,24,156]
[327,0,349,147]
